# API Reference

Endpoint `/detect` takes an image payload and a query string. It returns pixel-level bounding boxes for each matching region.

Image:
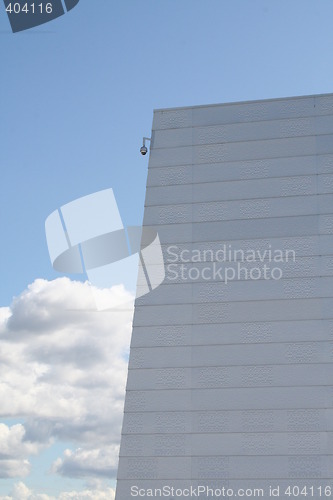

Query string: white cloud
[52,445,119,478]
[0,459,30,480]
[0,278,134,484]
[58,488,115,500]
[0,423,49,458]
[0,481,51,500]
[0,423,50,478]
[0,481,116,500]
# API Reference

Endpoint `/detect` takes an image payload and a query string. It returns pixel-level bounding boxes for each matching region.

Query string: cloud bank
[0,481,116,500]
[0,277,134,496]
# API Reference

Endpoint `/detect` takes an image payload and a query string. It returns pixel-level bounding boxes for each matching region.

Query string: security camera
[140,137,151,156]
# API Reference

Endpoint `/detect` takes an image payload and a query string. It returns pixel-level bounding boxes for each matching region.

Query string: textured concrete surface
[115,94,333,499]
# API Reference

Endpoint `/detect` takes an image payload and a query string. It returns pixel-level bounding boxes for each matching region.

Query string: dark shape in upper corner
[3,0,80,33]
[64,0,80,12]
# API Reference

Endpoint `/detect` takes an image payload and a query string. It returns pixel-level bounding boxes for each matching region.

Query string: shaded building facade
[116,94,333,499]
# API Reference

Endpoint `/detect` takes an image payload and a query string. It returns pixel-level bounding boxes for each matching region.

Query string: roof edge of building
[153,91,333,114]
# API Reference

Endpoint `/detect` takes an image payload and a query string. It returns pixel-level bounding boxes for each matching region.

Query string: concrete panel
[130,319,333,347]
[159,235,333,261]
[117,456,191,479]
[127,342,333,369]
[133,298,333,326]
[152,108,193,130]
[146,175,325,206]
[126,364,333,390]
[135,277,333,306]
[146,155,333,187]
[128,346,192,369]
[121,409,333,434]
[142,241,333,273]
[152,96,316,130]
[147,164,193,187]
[151,257,333,285]
[153,115,333,150]
[119,432,332,457]
[191,97,314,128]
[149,136,318,168]
[145,215,323,244]
[143,194,333,225]
[123,386,332,412]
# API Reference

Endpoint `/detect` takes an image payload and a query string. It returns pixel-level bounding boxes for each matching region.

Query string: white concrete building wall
[115,94,333,499]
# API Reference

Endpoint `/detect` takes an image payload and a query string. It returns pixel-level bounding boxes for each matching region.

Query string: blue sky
[1,0,333,497]
[2,0,333,306]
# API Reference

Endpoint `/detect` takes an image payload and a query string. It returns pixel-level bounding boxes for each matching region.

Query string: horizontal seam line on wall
[151,130,333,150]
[129,342,333,349]
[125,384,333,392]
[151,131,333,149]
[122,407,333,414]
[144,191,333,209]
[143,212,333,227]
[133,296,333,309]
[147,171,333,189]
[121,430,333,436]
